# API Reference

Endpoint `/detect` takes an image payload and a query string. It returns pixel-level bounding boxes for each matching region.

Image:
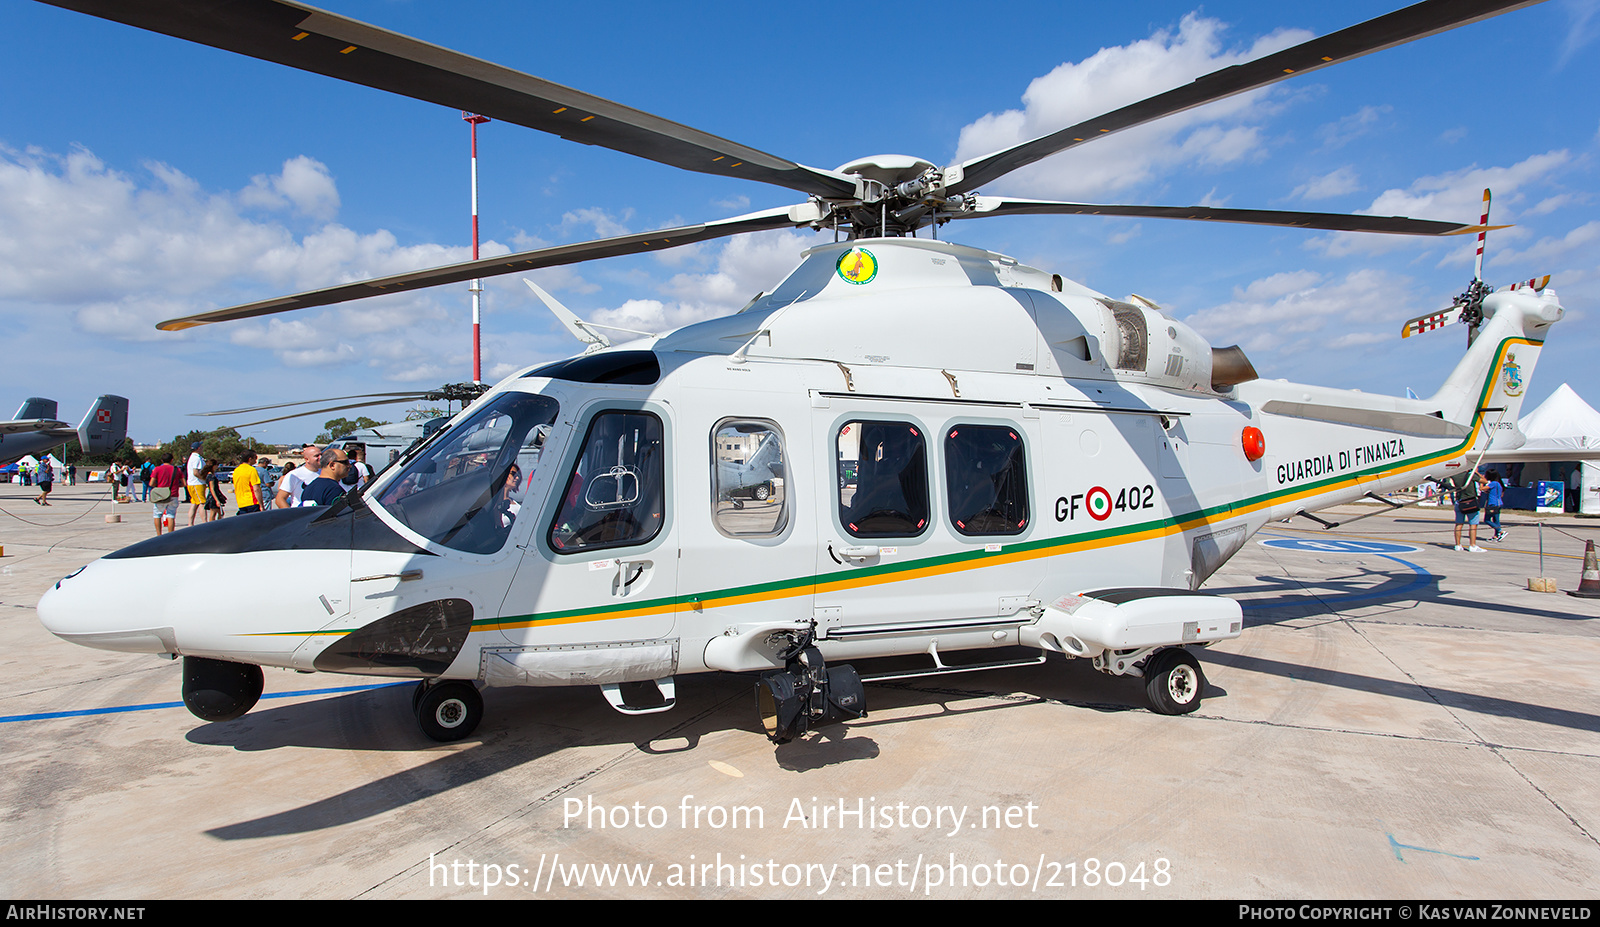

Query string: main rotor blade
[228,397,425,430]
[158,206,806,330]
[191,392,430,417]
[40,0,857,200]
[947,0,1542,195]
[955,197,1512,236]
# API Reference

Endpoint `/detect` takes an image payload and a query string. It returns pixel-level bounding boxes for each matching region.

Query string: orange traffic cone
[1569,539,1600,598]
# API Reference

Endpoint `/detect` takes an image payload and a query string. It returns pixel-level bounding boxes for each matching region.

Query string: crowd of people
[146,442,375,535]
[12,460,76,492]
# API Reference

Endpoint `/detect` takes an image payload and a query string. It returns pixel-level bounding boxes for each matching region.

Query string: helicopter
[34,0,1565,743]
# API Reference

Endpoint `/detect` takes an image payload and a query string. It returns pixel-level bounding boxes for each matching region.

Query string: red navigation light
[1242,426,1266,462]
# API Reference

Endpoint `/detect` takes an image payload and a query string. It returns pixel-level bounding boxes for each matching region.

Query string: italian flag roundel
[1086,486,1113,521]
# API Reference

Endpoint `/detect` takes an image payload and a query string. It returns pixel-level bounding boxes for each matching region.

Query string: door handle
[612,559,651,595]
[352,570,423,582]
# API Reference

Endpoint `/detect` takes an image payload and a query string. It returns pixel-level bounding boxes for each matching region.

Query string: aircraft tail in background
[76,395,130,456]
[14,397,58,422]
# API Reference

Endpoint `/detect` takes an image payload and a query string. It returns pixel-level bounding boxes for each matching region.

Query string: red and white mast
[464,112,491,384]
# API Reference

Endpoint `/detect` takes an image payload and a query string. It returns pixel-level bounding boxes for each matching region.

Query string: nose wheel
[414,680,484,741]
[182,656,264,722]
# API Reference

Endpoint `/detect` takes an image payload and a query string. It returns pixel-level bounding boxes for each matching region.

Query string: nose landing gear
[182,656,264,723]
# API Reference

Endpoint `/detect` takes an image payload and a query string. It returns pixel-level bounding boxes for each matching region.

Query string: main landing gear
[1140,648,1205,715]
[412,679,484,741]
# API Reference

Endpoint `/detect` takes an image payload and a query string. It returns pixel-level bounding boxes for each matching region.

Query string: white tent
[1478,383,1600,514]
[1484,383,1600,463]
[1515,384,1600,460]
[9,453,64,482]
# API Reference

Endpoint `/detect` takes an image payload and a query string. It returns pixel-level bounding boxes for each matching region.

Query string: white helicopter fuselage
[37,237,1562,723]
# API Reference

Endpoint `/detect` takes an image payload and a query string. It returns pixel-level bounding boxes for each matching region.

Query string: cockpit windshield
[374,391,559,554]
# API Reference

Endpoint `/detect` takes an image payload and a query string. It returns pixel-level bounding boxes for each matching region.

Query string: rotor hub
[825,155,973,239]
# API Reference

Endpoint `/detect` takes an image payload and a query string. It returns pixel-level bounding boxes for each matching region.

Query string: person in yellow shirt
[232,450,264,514]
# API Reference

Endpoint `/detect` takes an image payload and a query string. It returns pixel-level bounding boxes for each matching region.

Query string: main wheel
[1143,649,1204,715]
[182,656,264,722]
[416,681,483,741]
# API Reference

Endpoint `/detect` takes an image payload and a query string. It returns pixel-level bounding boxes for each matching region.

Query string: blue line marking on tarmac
[1258,537,1420,554]
[1240,553,1435,611]
[0,681,411,724]
[1388,832,1479,863]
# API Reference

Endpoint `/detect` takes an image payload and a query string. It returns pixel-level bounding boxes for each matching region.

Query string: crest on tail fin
[1500,352,1525,397]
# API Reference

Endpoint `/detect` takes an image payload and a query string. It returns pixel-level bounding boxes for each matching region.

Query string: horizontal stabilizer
[1260,400,1469,439]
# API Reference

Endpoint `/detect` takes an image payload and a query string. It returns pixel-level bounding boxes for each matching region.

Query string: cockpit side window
[837,420,928,539]
[711,419,788,537]
[548,411,666,553]
[375,392,559,554]
[944,424,1029,536]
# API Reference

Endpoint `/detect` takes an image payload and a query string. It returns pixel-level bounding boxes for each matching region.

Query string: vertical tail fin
[743,431,784,480]
[76,395,129,456]
[1429,288,1562,454]
[14,397,58,422]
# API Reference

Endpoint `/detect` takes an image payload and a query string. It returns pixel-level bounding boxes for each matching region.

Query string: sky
[2,0,1599,447]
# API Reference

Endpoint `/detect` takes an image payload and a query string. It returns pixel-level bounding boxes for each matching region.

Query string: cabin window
[548,411,665,553]
[944,424,1029,536]
[837,420,928,538]
[375,391,559,554]
[711,419,788,537]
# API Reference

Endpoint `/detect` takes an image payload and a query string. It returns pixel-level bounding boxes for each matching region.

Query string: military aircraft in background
[1,396,129,468]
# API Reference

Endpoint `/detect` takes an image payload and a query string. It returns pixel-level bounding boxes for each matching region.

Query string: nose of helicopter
[38,556,182,654]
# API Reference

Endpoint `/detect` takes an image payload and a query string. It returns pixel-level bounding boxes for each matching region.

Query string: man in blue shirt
[1482,467,1505,543]
[297,447,352,508]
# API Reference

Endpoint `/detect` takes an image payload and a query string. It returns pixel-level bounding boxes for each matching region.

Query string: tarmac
[2,481,1598,900]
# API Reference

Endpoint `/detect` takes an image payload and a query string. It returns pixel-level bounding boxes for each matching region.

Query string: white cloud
[588,228,823,334]
[1185,268,1419,355]
[1364,151,1571,221]
[952,13,1312,199]
[1315,105,1391,150]
[240,155,340,219]
[1557,0,1600,69]
[1108,223,1142,245]
[1493,220,1600,268]
[0,145,499,377]
[1306,150,1572,258]
[1292,166,1361,201]
[560,206,632,239]
[1525,194,1578,216]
